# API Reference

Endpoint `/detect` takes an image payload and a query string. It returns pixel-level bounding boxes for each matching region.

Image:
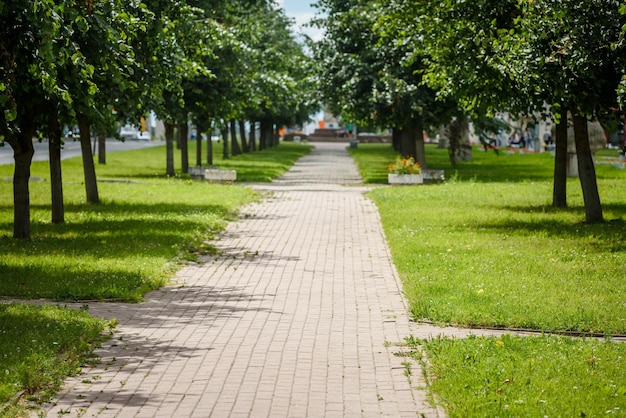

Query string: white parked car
[119,125,139,140]
[136,131,151,141]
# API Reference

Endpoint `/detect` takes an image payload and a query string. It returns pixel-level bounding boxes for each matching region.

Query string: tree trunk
[48,107,64,224]
[9,113,36,238]
[176,122,183,150]
[178,122,189,174]
[260,119,274,149]
[259,119,267,150]
[165,122,175,176]
[239,120,249,153]
[98,134,106,164]
[195,121,205,167]
[249,120,257,151]
[552,114,568,208]
[398,124,417,161]
[13,151,33,238]
[77,113,99,204]
[230,119,242,156]
[570,105,603,223]
[269,121,279,147]
[392,128,400,152]
[414,116,427,169]
[270,122,278,147]
[206,122,214,166]
[221,124,229,159]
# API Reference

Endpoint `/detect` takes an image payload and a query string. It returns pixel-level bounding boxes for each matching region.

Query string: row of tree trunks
[190,119,257,167]
[259,118,277,150]
[570,105,603,223]
[230,120,242,156]
[550,106,603,224]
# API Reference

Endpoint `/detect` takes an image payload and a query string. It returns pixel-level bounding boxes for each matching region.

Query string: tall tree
[0,2,94,236]
[313,0,447,165]
[395,0,626,222]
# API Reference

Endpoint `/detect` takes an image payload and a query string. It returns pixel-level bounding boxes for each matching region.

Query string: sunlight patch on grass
[412,335,626,417]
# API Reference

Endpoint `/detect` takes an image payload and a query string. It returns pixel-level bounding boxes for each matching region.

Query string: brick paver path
[39,142,453,417]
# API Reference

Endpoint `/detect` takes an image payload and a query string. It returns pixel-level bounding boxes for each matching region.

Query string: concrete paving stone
[34,143,448,418]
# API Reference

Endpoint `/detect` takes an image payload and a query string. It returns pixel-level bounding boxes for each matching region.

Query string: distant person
[523,129,532,150]
[543,131,554,151]
[509,131,521,148]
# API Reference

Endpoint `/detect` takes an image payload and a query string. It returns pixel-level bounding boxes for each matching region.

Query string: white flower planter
[388,173,423,185]
[205,168,237,183]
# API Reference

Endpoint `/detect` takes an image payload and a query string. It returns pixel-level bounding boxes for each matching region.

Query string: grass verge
[353,143,626,334]
[406,334,626,417]
[350,142,626,414]
[0,304,113,416]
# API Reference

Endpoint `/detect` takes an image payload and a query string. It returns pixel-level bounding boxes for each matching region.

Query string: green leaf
[4,108,17,122]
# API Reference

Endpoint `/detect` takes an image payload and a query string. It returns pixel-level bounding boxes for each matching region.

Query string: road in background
[0,138,164,166]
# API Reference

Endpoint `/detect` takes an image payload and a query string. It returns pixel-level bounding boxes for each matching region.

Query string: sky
[277,0,324,42]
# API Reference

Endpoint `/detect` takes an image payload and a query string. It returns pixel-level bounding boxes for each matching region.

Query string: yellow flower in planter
[387,156,422,174]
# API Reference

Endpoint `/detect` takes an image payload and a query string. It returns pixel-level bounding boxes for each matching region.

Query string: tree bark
[176,122,183,150]
[165,122,175,176]
[261,119,274,149]
[398,124,417,161]
[13,149,33,238]
[239,120,249,153]
[98,134,106,164]
[259,119,267,150]
[269,121,275,148]
[206,122,214,166]
[249,120,257,151]
[230,119,242,156]
[178,122,189,174]
[392,128,400,152]
[221,124,229,159]
[8,112,36,238]
[270,122,278,147]
[195,121,205,167]
[570,105,603,223]
[414,116,427,169]
[552,114,568,208]
[48,107,64,224]
[77,113,99,204]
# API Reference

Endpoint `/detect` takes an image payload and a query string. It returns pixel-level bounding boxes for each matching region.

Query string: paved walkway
[38,143,495,417]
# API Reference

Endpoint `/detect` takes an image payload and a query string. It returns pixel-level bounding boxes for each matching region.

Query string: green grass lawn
[0,141,311,301]
[0,140,310,414]
[0,304,115,416]
[350,142,626,416]
[408,334,626,417]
